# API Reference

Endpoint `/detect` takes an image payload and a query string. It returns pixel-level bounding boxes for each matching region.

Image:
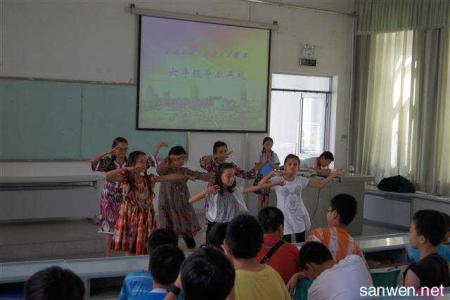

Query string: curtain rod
[129,4,279,30]
[243,0,356,17]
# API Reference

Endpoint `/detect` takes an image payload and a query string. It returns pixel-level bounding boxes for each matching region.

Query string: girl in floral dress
[91,139,167,256]
[108,151,194,255]
[90,137,128,257]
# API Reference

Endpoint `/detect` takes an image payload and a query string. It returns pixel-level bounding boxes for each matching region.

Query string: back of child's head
[181,246,235,300]
[330,194,357,226]
[319,151,334,161]
[226,214,263,259]
[413,210,447,246]
[168,145,187,156]
[112,137,128,148]
[24,266,85,300]
[284,154,300,165]
[150,245,185,286]
[258,206,284,234]
[215,163,236,194]
[207,223,228,249]
[148,228,178,255]
[213,141,227,154]
[297,241,333,270]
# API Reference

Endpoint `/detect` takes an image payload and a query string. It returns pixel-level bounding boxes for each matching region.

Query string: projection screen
[137,15,271,132]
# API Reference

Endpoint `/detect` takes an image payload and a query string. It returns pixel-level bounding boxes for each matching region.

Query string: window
[270,74,331,162]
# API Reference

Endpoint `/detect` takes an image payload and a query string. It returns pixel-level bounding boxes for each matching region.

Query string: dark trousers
[283,231,306,243]
[182,236,196,249]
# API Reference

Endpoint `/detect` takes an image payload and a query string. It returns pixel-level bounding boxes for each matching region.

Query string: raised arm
[307,170,344,189]
[315,167,331,176]
[155,173,195,183]
[90,149,113,170]
[199,155,215,171]
[156,157,170,175]
[185,168,213,182]
[244,177,284,193]
[152,141,168,161]
[234,164,257,179]
[258,170,282,185]
[189,185,219,203]
[105,167,134,182]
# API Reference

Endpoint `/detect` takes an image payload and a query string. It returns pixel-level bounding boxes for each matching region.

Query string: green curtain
[356,0,450,34]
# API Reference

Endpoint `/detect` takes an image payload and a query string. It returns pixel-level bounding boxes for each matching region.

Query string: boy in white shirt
[301,151,335,176]
[298,241,373,300]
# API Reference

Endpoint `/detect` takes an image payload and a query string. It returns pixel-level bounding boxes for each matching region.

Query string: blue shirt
[132,289,167,300]
[408,243,450,262]
[119,271,153,300]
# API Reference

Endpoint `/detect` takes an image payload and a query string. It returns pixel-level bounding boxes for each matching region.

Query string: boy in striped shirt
[307,194,364,262]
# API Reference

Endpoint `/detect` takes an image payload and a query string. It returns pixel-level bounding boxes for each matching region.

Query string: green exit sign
[300,58,317,67]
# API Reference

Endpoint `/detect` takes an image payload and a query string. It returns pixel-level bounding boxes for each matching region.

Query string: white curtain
[356,28,450,195]
[360,30,414,181]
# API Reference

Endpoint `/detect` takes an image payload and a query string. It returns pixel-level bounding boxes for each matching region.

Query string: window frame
[270,74,332,158]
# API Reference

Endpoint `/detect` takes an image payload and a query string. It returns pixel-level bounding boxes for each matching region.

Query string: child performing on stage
[157,146,211,249]
[107,151,195,255]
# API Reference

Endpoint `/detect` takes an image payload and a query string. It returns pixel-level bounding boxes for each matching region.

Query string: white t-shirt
[270,176,310,235]
[206,186,248,223]
[308,255,373,300]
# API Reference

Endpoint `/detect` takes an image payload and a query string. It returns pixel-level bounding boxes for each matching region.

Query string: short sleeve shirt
[271,176,310,234]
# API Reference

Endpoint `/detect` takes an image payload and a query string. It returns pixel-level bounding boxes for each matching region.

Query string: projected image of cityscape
[138,16,270,131]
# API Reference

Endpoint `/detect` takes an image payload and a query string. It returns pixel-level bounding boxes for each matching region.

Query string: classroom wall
[0,0,354,212]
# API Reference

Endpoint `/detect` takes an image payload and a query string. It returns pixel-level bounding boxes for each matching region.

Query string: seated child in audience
[297,241,372,300]
[119,229,178,300]
[256,206,300,284]
[24,266,85,300]
[404,210,450,289]
[189,163,284,236]
[164,246,235,300]
[288,194,365,289]
[133,245,185,300]
[206,222,228,250]
[408,212,450,262]
[223,214,291,300]
[300,151,335,176]
[260,155,344,243]
[307,193,364,261]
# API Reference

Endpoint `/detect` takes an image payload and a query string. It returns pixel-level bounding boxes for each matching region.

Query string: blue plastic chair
[370,268,400,288]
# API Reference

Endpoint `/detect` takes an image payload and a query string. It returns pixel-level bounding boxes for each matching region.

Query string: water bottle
[348,165,355,176]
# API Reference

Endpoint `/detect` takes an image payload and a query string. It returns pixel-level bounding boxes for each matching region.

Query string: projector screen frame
[135,13,272,133]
